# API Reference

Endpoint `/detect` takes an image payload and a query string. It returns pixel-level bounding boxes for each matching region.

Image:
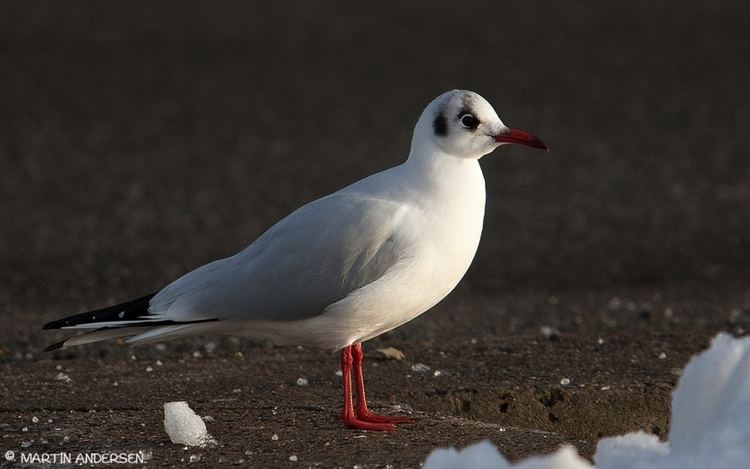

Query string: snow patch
[424,443,590,469]
[595,332,750,469]
[424,440,505,469]
[424,333,750,469]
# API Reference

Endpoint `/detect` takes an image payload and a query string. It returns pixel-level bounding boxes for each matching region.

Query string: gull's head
[413,90,548,160]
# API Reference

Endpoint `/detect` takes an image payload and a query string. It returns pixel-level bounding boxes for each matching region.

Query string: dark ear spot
[433,113,447,136]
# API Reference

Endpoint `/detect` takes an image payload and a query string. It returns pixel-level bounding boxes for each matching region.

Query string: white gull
[44,89,547,430]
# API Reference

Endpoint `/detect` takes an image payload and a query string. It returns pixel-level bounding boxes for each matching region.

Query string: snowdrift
[424,333,750,469]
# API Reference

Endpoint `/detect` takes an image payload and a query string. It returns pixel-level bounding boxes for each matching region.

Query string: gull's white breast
[249,155,487,349]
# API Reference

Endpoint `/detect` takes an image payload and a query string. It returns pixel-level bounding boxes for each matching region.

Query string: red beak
[494,128,548,151]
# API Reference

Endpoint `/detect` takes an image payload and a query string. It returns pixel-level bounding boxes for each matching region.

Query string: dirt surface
[1,1,749,468]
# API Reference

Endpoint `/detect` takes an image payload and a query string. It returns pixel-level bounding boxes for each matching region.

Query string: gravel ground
[1,1,749,467]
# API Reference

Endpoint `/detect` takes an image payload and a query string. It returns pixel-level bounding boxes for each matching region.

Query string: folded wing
[149,192,412,323]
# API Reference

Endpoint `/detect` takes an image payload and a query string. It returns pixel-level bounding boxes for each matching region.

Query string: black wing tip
[42,293,158,331]
[43,340,66,352]
[43,319,66,330]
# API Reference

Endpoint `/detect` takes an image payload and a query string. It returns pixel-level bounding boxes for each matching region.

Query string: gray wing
[149,192,411,323]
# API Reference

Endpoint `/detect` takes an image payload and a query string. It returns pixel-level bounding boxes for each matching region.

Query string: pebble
[540,326,559,339]
[376,347,405,360]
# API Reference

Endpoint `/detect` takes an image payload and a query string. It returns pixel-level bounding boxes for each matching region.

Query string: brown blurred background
[1,1,748,334]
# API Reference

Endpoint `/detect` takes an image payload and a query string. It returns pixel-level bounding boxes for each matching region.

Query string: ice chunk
[163,401,211,447]
[424,440,507,469]
[594,431,668,469]
[514,446,592,469]
[669,333,750,452]
[424,441,592,469]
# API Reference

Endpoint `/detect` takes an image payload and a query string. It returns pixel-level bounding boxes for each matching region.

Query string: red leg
[352,343,414,425]
[340,345,395,431]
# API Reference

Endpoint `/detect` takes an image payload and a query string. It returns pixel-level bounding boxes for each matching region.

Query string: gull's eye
[459,113,479,129]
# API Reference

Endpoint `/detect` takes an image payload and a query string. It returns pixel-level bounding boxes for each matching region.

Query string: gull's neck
[398,133,486,223]
[404,133,482,184]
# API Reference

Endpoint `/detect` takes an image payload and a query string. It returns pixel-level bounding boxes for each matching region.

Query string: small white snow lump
[163,401,211,447]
